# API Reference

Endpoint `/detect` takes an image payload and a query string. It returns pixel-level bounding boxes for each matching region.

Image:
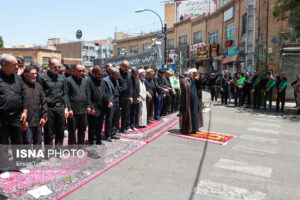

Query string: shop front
[222,50,245,75]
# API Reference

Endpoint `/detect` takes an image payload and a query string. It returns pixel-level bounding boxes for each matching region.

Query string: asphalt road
[65,91,300,200]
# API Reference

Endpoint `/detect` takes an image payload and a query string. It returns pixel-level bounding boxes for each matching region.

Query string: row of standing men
[0,54,181,172]
[203,70,300,113]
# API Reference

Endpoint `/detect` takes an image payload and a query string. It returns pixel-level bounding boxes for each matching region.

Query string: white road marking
[256,118,282,123]
[247,127,279,135]
[215,159,272,178]
[256,114,280,119]
[251,121,281,128]
[232,144,276,155]
[240,134,279,144]
[194,179,266,200]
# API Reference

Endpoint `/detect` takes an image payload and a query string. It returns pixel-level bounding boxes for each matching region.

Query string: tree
[272,0,300,40]
[0,36,3,48]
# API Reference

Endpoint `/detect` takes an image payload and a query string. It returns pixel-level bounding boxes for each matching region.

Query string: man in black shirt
[216,70,230,105]
[103,63,113,78]
[243,72,252,107]
[129,67,140,131]
[64,64,73,78]
[66,64,89,146]
[23,66,47,153]
[154,69,168,120]
[161,70,172,116]
[103,68,121,142]
[87,66,108,145]
[144,69,156,122]
[118,60,133,133]
[0,54,28,175]
[39,57,69,151]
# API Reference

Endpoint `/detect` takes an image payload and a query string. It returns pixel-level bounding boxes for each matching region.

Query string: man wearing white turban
[138,69,147,127]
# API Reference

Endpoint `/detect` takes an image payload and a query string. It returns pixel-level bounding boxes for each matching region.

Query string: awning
[222,55,245,64]
[223,51,245,64]
[282,47,300,53]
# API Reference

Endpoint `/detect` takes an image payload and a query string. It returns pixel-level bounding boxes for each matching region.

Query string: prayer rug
[0,113,179,200]
[168,131,234,145]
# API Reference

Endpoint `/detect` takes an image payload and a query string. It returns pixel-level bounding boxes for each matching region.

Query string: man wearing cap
[138,69,147,127]
[23,65,47,159]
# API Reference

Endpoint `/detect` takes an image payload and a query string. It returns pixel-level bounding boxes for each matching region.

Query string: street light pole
[136,9,167,65]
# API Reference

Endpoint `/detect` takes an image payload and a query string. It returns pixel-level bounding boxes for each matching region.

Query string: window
[89,47,95,51]
[118,47,125,56]
[179,35,187,46]
[90,56,95,62]
[143,44,150,51]
[83,46,88,50]
[193,31,202,44]
[209,31,219,43]
[226,23,235,42]
[130,45,138,54]
[167,39,174,49]
[220,0,231,7]
[24,57,32,64]
[242,13,247,35]
[42,57,50,64]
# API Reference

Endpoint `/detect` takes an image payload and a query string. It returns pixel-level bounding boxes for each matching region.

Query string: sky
[0,0,164,46]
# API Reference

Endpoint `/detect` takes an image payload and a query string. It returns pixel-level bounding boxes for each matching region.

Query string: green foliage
[0,36,3,48]
[272,0,300,39]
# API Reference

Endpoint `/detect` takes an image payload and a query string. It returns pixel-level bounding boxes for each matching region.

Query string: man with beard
[170,70,180,113]
[103,68,121,142]
[138,69,147,127]
[103,63,113,78]
[64,64,73,78]
[144,69,156,123]
[0,54,28,178]
[185,68,203,133]
[23,66,47,163]
[87,66,108,145]
[118,60,133,134]
[39,57,69,154]
[66,64,89,147]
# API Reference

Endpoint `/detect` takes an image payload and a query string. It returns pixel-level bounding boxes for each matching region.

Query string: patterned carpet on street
[0,114,179,200]
[168,130,234,145]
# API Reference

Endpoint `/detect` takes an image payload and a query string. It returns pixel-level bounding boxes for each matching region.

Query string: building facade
[0,48,61,66]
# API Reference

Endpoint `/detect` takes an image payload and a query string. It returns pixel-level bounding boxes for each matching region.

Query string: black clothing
[217,75,230,105]
[154,75,166,94]
[24,81,47,127]
[44,106,65,145]
[131,77,140,104]
[208,77,218,101]
[162,76,172,115]
[252,75,262,109]
[144,78,156,119]
[87,77,108,116]
[0,70,28,114]
[66,75,89,115]
[243,76,252,106]
[0,70,27,170]
[118,69,132,100]
[39,71,69,108]
[68,114,87,145]
[103,76,121,137]
[276,77,287,111]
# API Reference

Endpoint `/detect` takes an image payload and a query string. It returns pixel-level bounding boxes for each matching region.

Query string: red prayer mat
[168,131,235,145]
